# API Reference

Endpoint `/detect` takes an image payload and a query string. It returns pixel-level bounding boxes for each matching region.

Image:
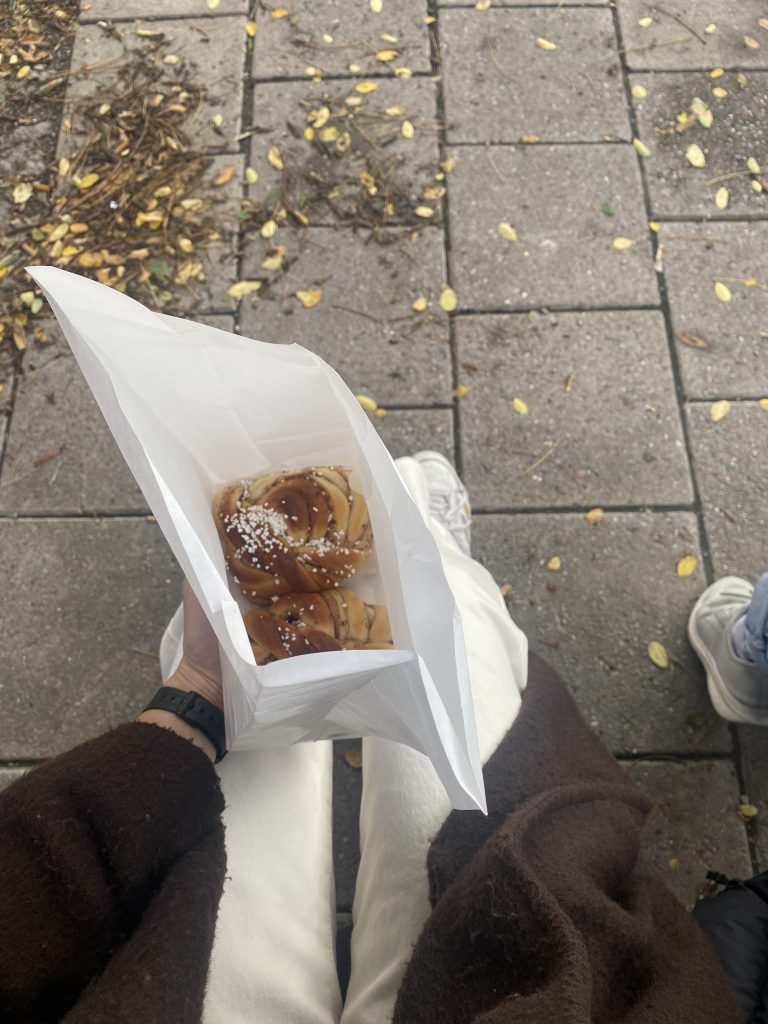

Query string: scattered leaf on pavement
[676,555,697,577]
[296,288,322,307]
[647,641,669,669]
[710,399,731,422]
[585,508,604,524]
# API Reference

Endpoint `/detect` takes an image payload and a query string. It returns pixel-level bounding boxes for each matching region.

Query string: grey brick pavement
[2,0,767,945]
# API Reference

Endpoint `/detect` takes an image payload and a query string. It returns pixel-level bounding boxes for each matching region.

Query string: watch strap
[144,686,227,763]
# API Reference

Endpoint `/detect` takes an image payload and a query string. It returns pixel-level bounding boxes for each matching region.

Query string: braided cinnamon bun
[244,587,393,665]
[214,467,373,603]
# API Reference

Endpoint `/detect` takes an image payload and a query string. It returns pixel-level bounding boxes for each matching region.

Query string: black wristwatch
[143,686,227,763]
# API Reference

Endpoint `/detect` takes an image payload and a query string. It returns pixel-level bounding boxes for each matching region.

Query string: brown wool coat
[0,654,741,1023]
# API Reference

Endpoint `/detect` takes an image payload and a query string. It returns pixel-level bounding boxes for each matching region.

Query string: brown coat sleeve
[0,721,226,1024]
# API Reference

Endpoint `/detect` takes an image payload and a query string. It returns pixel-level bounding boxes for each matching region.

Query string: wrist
[168,659,223,709]
[136,708,217,763]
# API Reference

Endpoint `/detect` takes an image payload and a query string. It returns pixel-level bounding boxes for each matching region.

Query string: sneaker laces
[427,487,471,548]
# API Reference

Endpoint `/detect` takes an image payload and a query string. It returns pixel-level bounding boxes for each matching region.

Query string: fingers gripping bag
[27,266,485,810]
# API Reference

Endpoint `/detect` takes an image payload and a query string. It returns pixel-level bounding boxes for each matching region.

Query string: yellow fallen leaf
[512,397,528,415]
[744,278,757,286]
[385,104,406,116]
[260,219,278,238]
[75,172,100,189]
[611,237,634,250]
[212,113,224,127]
[245,166,258,184]
[669,857,681,870]
[227,280,262,299]
[414,206,434,218]
[305,65,322,77]
[214,164,237,186]
[752,179,764,193]
[497,222,517,241]
[439,286,457,312]
[676,555,697,577]
[271,6,289,16]
[393,67,412,78]
[739,803,759,820]
[759,18,768,29]
[245,20,257,37]
[647,641,669,669]
[304,127,315,140]
[49,223,69,242]
[321,125,338,141]
[714,186,729,209]
[638,16,653,27]
[747,156,761,174]
[714,281,731,302]
[17,64,30,78]
[356,394,378,412]
[744,35,760,50]
[296,288,322,308]
[374,407,388,418]
[178,237,194,253]
[704,23,717,34]
[322,33,334,43]
[709,67,725,78]
[267,146,284,170]
[69,222,89,234]
[686,143,706,167]
[584,507,604,524]
[441,157,456,173]
[759,399,768,411]
[356,81,378,93]
[546,556,561,571]
[401,119,415,138]
[370,0,382,10]
[476,0,492,7]
[412,296,428,312]
[12,182,33,204]
[261,244,286,271]
[376,50,398,61]
[710,399,731,422]
[648,220,660,231]
[712,86,727,98]
[207,0,220,8]
[633,137,651,158]
[58,157,70,176]
[163,54,179,64]
[535,37,557,50]
[631,83,647,99]
[520,133,541,144]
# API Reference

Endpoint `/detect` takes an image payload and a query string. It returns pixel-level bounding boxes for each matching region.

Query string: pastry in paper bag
[26,266,485,811]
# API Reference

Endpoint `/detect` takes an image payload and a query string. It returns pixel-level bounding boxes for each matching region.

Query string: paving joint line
[78,11,253,24]
[453,303,662,315]
[615,751,733,763]
[250,72,436,86]
[610,1,757,873]
[427,0,463,478]
[473,503,696,516]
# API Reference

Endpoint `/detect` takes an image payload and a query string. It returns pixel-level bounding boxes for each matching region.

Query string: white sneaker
[413,450,472,556]
[688,576,768,725]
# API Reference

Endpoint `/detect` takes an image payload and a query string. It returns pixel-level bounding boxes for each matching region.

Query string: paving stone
[0,316,233,515]
[248,77,441,227]
[333,738,361,913]
[456,311,692,509]
[250,0,431,79]
[336,913,353,1001]
[631,71,768,218]
[473,511,731,754]
[737,726,768,872]
[658,222,768,399]
[441,8,629,144]
[63,17,245,152]
[239,228,452,405]
[0,519,182,760]
[446,144,659,310]
[80,0,247,19]
[686,401,768,580]
[374,408,454,462]
[0,768,29,791]
[438,0,609,5]
[618,1,768,72]
[625,759,752,909]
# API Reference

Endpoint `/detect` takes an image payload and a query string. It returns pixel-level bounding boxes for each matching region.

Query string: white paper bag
[27,266,485,811]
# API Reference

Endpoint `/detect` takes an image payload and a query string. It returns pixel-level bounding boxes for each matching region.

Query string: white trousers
[201,457,528,1024]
